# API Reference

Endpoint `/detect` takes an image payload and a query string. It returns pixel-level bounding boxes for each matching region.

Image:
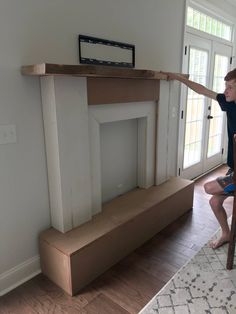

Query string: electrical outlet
[0,124,17,144]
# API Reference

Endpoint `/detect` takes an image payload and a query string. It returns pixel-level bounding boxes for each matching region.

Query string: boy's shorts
[216,172,235,195]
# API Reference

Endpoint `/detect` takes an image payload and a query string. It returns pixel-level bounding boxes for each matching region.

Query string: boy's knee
[204,181,212,194]
[209,195,223,208]
[204,179,222,195]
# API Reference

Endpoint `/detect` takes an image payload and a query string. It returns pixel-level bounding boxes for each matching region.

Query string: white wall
[4,0,232,295]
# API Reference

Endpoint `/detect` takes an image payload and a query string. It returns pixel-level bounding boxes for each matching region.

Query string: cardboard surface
[40,177,192,254]
[39,176,194,295]
[87,78,159,105]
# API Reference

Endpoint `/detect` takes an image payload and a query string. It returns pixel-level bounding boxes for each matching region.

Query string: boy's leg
[204,178,231,249]
[208,194,230,248]
[226,167,233,175]
[204,172,235,195]
[204,179,225,195]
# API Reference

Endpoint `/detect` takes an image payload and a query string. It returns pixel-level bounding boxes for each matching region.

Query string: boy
[167,69,236,248]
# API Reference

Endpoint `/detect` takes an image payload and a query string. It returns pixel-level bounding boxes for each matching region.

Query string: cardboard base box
[39,176,194,296]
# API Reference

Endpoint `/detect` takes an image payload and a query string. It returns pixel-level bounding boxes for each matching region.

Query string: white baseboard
[0,255,41,296]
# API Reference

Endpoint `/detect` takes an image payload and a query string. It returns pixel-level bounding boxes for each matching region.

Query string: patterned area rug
[139,231,236,314]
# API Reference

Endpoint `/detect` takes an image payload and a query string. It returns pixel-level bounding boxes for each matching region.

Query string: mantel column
[40,76,92,233]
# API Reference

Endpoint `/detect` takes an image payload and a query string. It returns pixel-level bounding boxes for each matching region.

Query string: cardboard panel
[39,177,194,295]
[87,78,159,105]
[39,240,72,295]
[70,181,194,294]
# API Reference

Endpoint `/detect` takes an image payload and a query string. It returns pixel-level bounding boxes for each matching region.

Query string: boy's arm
[167,72,217,100]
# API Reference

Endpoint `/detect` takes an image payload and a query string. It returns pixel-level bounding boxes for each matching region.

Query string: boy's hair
[225,68,236,81]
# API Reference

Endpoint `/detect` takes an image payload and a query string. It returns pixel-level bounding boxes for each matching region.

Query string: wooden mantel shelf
[21,63,169,80]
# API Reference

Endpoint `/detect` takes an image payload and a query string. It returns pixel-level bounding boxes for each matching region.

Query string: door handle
[207,115,213,119]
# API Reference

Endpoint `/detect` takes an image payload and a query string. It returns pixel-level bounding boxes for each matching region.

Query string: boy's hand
[160,71,172,80]
[160,71,187,81]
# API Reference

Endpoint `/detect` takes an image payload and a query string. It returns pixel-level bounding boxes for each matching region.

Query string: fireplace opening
[89,101,156,216]
[101,118,138,204]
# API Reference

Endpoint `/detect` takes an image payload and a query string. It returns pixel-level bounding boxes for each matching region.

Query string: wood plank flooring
[0,165,233,314]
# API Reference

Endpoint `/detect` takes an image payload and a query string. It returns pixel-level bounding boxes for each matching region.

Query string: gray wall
[1,0,234,295]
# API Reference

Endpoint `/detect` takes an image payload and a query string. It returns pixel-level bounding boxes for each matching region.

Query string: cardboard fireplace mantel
[21,63,193,295]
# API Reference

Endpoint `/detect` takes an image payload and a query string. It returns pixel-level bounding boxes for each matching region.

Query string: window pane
[199,14,206,32]
[216,21,222,37]
[207,55,228,158]
[183,47,208,169]
[211,19,217,36]
[187,6,232,41]
[187,7,194,27]
[193,10,200,29]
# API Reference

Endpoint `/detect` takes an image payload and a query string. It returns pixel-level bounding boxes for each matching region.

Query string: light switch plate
[0,124,17,144]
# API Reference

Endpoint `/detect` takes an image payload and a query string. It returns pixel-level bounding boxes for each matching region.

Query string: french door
[179,33,232,179]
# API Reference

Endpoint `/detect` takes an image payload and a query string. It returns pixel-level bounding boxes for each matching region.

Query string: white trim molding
[0,256,41,296]
[89,101,156,215]
[40,76,93,233]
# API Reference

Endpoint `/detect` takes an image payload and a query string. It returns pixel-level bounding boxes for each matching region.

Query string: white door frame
[178,32,232,179]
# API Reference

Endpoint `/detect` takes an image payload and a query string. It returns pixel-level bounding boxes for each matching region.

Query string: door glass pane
[183,48,208,169]
[207,55,228,158]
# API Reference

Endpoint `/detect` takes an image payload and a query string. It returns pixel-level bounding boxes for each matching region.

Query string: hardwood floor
[0,165,233,314]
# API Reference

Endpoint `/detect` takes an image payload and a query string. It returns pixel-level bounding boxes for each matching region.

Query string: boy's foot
[209,235,230,249]
[226,168,233,175]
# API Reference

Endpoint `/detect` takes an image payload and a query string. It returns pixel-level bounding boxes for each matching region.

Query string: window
[187,7,232,41]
